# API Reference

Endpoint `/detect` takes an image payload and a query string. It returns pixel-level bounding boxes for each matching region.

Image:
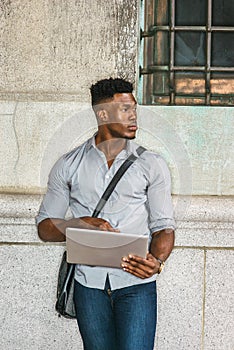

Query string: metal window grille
[139,0,234,105]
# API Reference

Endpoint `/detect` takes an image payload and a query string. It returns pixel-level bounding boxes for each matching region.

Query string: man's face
[101,93,138,140]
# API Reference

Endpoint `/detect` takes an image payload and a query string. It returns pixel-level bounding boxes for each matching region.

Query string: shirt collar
[85,134,96,152]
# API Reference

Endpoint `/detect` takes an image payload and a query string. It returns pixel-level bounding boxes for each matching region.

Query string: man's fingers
[80,217,118,232]
[122,268,145,279]
[127,254,156,268]
[121,264,153,279]
[99,222,119,232]
[121,253,160,278]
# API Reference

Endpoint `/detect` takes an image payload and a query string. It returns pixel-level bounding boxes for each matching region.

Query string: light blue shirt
[36,136,176,290]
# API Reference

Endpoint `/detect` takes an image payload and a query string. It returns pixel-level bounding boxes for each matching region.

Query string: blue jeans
[73,277,157,350]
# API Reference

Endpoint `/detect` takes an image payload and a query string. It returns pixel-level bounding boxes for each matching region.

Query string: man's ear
[97,109,108,122]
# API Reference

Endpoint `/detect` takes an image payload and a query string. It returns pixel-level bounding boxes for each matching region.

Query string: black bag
[55,146,146,318]
[55,251,76,318]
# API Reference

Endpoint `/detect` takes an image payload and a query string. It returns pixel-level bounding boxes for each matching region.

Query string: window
[139,0,234,105]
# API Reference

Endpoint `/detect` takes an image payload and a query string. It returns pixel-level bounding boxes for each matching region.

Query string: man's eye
[121,107,137,112]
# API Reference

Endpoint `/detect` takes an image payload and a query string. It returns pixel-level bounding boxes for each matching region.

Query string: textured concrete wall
[1,102,233,195]
[0,0,138,102]
[137,106,234,196]
[0,0,138,193]
[0,194,233,350]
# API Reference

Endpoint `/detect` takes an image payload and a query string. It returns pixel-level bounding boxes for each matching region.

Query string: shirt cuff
[150,219,176,235]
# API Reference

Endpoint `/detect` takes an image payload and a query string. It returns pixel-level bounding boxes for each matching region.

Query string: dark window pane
[153,72,170,94]
[175,72,206,94]
[152,96,170,104]
[212,32,234,66]
[175,0,206,26]
[154,0,169,25]
[175,32,206,66]
[213,0,234,26]
[144,37,155,66]
[211,73,234,95]
[175,96,206,105]
[154,32,169,65]
[211,96,234,106]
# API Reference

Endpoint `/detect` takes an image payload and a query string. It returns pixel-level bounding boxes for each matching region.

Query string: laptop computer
[66,228,149,268]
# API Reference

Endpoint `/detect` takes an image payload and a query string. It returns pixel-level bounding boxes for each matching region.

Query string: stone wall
[1,102,234,195]
[0,1,234,349]
[0,0,138,102]
[0,194,233,350]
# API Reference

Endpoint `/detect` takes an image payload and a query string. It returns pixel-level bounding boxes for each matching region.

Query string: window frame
[139,0,234,106]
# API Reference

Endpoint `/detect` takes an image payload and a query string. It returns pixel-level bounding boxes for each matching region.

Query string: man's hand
[121,228,175,278]
[79,217,119,232]
[121,253,160,279]
[38,216,118,242]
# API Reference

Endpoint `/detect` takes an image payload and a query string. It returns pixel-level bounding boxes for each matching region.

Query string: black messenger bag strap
[92,146,146,218]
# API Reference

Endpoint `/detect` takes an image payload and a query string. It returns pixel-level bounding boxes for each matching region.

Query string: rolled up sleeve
[146,155,176,235]
[36,157,70,225]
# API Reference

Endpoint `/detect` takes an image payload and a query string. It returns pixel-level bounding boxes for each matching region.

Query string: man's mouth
[128,124,138,131]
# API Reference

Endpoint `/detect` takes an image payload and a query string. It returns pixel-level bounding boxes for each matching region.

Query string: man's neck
[95,135,127,161]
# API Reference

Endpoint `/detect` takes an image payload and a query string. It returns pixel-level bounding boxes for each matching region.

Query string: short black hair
[90,77,133,106]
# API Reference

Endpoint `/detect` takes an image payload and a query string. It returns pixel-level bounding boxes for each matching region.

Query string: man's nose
[129,108,137,120]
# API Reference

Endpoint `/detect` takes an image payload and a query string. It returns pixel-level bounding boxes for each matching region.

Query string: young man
[36,78,175,350]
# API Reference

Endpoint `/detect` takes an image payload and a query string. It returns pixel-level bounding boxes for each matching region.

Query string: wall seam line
[201,249,207,350]
[12,102,19,170]
[0,243,233,250]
